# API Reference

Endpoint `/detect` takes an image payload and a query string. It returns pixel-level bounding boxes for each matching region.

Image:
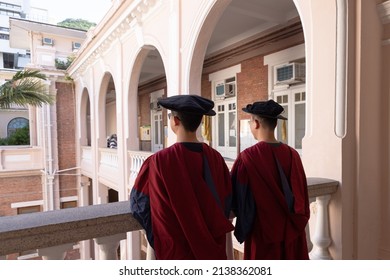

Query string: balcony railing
[80,146,93,177]
[98,147,119,189]
[0,146,43,171]
[0,177,338,260]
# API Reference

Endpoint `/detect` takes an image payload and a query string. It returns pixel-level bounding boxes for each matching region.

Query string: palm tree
[0,70,54,109]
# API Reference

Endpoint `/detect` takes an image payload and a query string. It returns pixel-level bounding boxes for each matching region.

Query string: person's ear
[254,119,260,129]
[173,115,181,126]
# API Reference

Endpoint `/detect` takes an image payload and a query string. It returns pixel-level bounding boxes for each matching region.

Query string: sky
[30,0,112,24]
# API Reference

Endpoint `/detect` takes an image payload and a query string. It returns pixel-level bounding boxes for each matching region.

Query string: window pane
[154,118,158,145]
[18,205,40,215]
[61,201,77,209]
[295,92,301,102]
[295,103,305,149]
[159,115,163,145]
[218,113,225,146]
[228,111,236,147]
[277,105,288,143]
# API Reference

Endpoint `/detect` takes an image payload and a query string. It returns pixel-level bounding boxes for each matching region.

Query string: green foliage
[55,56,75,70]
[0,126,30,145]
[57,18,96,31]
[0,69,54,109]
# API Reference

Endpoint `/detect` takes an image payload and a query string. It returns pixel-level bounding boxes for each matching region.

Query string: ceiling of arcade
[93,0,300,99]
[140,0,299,85]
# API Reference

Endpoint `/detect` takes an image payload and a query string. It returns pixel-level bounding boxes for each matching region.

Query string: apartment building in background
[0,6,86,258]
[0,0,49,141]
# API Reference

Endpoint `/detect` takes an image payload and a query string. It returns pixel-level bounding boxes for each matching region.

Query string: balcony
[0,177,338,260]
[0,146,43,172]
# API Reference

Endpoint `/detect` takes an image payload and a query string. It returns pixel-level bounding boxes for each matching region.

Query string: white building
[61,0,390,260]
[1,0,389,261]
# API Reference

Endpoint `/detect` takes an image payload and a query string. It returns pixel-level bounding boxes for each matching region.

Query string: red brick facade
[55,82,77,199]
[0,174,42,216]
[236,55,269,121]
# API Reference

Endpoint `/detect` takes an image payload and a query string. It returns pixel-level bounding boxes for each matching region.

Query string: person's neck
[176,131,200,143]
[256,131,278,144]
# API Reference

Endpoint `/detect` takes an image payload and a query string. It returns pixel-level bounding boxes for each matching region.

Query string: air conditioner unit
[150,101,161,111]
[215,82,236,99]
[42,37,54,46]
[72,42,81,50]
[275,62,305,85]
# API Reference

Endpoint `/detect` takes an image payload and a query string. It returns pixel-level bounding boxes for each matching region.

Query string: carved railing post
[126,231,142,260]
[309,194,332,259]
[95,233,126,260]
[37,243,74,260]
[226,231,234,260]
[146,241,156,260]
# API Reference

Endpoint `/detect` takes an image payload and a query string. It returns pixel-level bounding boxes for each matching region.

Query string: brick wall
[236,55,268,121]
[0,175,42,216]
[201,74,212,100]
[139,93,152,127]
[55,82,77,199]
[201,54,269,144]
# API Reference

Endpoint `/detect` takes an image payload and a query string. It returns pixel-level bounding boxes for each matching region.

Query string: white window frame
[150,89,164,152]
[209,65,241,159]
[42,37,54,46]
[264,44,306,154]
[273,86,306,153]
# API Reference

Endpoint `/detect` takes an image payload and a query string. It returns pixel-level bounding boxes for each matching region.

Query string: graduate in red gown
[231,100,310,260]
[130,94,234,260]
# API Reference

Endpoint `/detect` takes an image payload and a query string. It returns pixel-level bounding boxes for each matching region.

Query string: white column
[306,198,316,253]
[126,231,142,260]
[309,195,333,260]
[37,243,74,260]
[98,183,108,204]
[94,233,126,260]
[146,241,156,260]
[79,177,92,260]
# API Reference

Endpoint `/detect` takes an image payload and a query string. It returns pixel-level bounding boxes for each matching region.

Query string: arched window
[7,117,29,137]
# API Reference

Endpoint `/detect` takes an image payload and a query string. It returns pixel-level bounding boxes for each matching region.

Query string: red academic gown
[130,142,234,260]
[231,142,310,260]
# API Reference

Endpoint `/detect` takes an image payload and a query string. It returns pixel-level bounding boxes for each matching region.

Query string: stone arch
[187,0,231,95]
[125,44,167,150]
[80,88,91,146]
[97,72,117,148]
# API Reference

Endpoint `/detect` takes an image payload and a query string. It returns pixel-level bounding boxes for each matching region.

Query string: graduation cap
[242,99,287,120]
[158,94,216,116]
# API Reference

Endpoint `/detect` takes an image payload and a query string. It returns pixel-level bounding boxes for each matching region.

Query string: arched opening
[188,0,304,160]
[80,88,91,146]
[187,0,305,259]
[98,73,117,149]
[127,46,166,152]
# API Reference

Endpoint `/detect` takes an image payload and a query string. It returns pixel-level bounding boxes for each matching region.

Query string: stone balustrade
[0,177,338,260]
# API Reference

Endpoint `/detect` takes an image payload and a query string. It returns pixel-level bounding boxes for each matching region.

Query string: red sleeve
[231,155,256,243]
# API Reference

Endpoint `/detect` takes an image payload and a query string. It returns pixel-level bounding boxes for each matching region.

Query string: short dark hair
[174,111,203,132]
[256,115,277,130]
